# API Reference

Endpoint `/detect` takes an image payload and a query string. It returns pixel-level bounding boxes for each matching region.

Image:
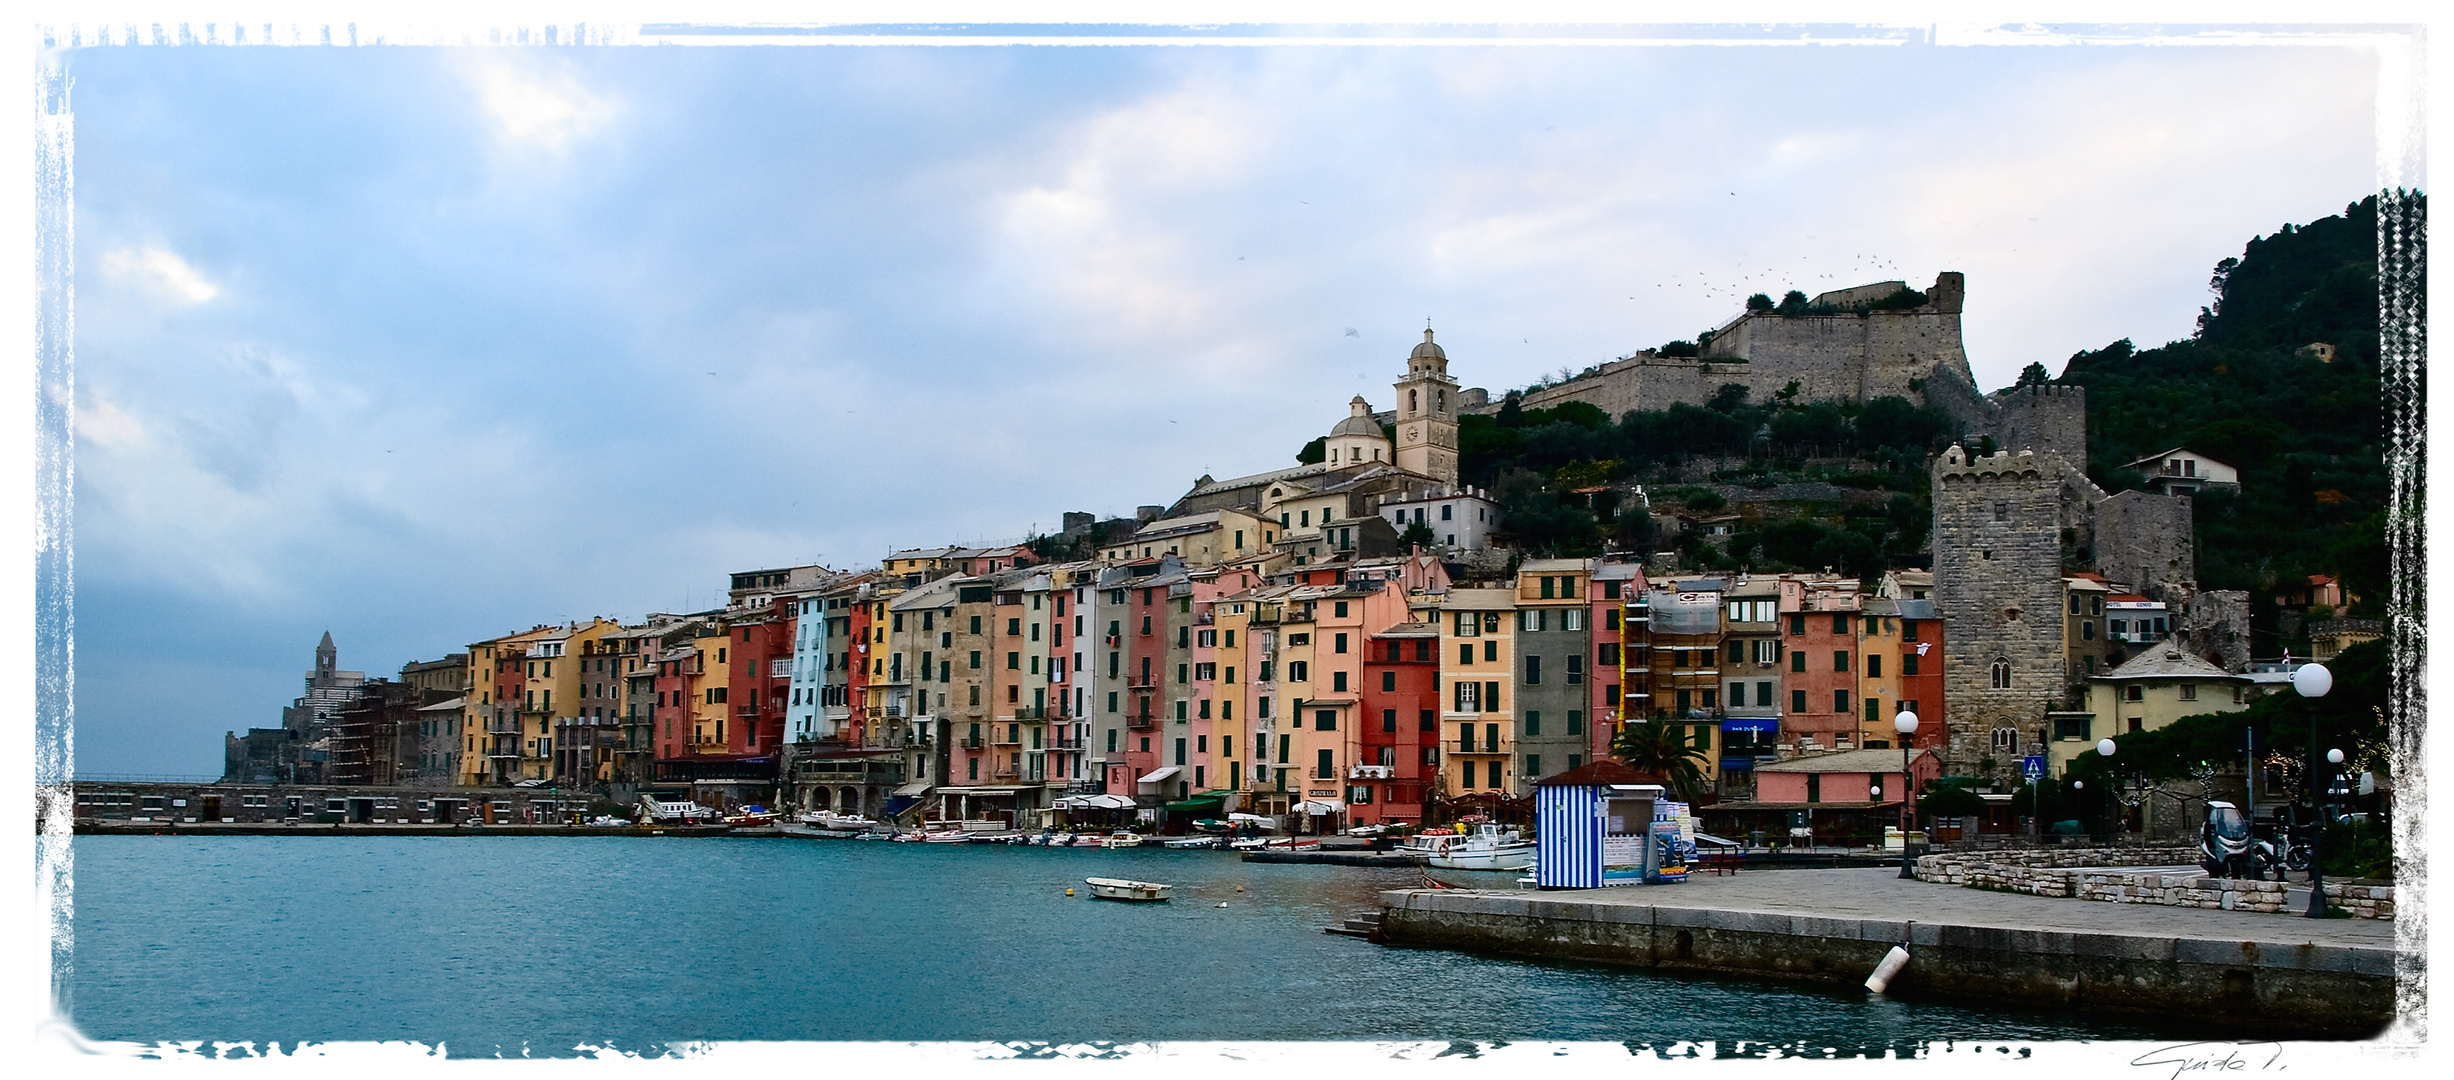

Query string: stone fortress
[1452,270,2249,781]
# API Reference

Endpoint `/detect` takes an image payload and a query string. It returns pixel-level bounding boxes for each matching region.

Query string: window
[1332,671,1348,692]
[1453,612,1479,637]
[1383,709,1397,733]
[2054,715,2092,740]
[2125,685,2145,702]
[2178,683,2198,701]
[1454,682,1482,712]
[1318,709,1337,731]
[1382,671,1397,692]
[1484,641,1497,663]
[2083,655,2096,674]
[1903,654,1919,676]
[1523,656,1541,684]
[969,651,981,669]
[2081,621,2096,641]
[1519,609,1546,632]
[1831,614,1849,634]
[1792,689,1808,713]
[1484,681,1500,710]
[1757,681,1774,707]
[1727,640,1744,664]
[1729,682,1745,708]
[1834,651,1851,672]
[1524,711,1540,736]
[1791,651,1806,673]
[1525,754,1541,779]
[1599,643,1619,666]
[1834,689,1850,713]
[1992,727,2018,752]
[1288,661,1308,682]
[1566,656,1583,684]
[1420,709,1436,732]
[1441,503,1453,520]
[1335,633,1348,654]
[1866,654,1882,678]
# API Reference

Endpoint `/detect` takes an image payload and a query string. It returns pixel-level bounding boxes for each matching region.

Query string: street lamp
[2294,663,2333,917]
[1894,709,1919,879]
[2096,738,2118,841]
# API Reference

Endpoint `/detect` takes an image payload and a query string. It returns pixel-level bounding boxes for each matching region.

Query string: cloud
[466,58,613,152]
[99,243,218,302]
[75,390,146,449]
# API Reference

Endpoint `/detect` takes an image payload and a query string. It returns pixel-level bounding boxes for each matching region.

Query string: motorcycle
[2199,801,2265,880]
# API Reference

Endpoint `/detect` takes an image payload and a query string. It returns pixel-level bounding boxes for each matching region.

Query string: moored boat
[1083,877,1171,902]
[1413,824,1535,871]
[1102,831,1146,849]
[1162,835,1221,849]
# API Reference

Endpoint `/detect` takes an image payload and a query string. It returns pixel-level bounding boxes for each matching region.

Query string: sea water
[62,835,2180,1055]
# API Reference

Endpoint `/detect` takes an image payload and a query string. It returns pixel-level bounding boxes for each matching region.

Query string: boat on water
[852,829,898,841]
[1161,835,1222,849]
[1102,832,1147,849]
[1228,836,1321,852]
[795,811,878,833]
[1083,877,1171,902]
[1408,824,1536,871]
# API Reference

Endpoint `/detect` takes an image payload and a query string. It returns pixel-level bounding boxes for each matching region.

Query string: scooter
[2200,801,2263,880]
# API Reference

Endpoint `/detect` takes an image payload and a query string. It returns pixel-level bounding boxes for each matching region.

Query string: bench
[1695,849,1744,875]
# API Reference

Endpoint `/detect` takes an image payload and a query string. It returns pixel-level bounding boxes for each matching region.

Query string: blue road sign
[2022,755,2046,780]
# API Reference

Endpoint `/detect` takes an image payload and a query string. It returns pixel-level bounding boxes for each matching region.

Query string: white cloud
[99,244,218,303]
[75,391,146,449]
[466,58,613,152]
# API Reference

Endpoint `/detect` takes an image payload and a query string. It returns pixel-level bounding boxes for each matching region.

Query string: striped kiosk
[1533,760,1666,890]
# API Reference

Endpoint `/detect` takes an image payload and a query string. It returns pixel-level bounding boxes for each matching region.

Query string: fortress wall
[2094,489,2196,591]
[1988,383,2090,462]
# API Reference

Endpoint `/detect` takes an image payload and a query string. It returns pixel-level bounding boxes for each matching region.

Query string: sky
[57,28,2393,776]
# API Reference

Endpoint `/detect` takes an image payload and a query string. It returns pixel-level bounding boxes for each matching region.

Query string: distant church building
[224,631,367,784]
[1161,328,1494,556]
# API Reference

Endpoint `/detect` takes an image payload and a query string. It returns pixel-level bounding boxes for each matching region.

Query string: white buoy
[1864,945,1910,993]
[1217,902,1228,908]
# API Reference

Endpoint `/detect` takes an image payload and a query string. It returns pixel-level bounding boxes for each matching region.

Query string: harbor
[1372,866,2399,1039]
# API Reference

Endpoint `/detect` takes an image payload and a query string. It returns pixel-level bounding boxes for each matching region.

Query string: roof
[1894,599,1938,620]
[1534,759,1662,787]
[1755,748,1934,774]
[416,696,466,713]
[1517,557,1591,573]
[1441,587,1518,611]
[1590,562,1644,582]
[1328,396,1384,438]
[2097,646,2243,682]
[1410,328,1446,360]
[2123,446,2236,471]
[1372,622,1441,639]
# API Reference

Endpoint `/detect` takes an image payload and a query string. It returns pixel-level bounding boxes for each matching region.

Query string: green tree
[1745,293,1774,313]
[2015,361,2052,386]
[1399,520,1438,549]
[1610,721,1709,802]
[1295,436,1326,465]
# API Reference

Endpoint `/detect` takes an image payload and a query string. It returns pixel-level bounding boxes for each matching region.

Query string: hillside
[2056,192,2416,628]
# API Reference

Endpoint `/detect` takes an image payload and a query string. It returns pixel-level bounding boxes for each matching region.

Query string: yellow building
[1438,587,1517,800]
[2053,646,2253,777]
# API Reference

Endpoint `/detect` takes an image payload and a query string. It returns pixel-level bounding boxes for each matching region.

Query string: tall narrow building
[1392,329,1460,485]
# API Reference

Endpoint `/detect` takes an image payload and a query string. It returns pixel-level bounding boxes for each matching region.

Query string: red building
[1356,623,1442,826]
[1780,578,1864,752]
[1896,600,1946,751]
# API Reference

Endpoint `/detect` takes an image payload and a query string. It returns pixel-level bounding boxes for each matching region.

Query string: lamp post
[1895,709,1919,879]
[2294,663,2333,917]
[2096,738,2118,842]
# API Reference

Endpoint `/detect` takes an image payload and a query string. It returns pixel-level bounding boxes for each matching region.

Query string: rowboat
[1083,877,1171,902]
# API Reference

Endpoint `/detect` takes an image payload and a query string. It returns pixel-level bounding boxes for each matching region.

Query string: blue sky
[62,33,2384,775]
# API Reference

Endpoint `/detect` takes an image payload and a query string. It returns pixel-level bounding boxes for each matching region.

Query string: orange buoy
[1065,888,1075,896]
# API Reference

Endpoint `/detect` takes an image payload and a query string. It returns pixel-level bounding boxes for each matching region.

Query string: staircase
[1323,910,1384,939]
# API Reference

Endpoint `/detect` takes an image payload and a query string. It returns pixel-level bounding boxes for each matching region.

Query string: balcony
[1310,766,1337,780]
[990,730,1023,746]
[1009,705,1044,720]
[1126,678,1158,692]
[1348,764,1394,780]
[1051,735,1084,750]
[1127,715,1158,731]
[960,737,983,750]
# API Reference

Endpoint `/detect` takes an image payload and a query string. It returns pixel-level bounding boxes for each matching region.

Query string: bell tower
[1392,328,1460,484]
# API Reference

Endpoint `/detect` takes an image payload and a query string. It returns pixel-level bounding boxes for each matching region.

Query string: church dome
[1410,329,1445,360]
[1329,395,1381,437]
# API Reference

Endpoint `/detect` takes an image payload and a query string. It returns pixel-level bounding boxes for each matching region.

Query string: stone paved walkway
[1488,867,2396,950]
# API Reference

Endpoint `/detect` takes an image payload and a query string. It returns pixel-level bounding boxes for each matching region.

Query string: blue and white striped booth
[1533,761,1664,889]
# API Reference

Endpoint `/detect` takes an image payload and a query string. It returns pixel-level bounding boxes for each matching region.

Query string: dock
[1375,867,2400,1038]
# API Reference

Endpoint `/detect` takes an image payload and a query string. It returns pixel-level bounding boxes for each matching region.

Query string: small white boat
[1230,836,1322,852]
[1415,825,1536,871]
[1162,836,1221,849]
[1102,832,1146,849]
[1084,877,1172,902]
[796,811,878,833]
[1048,832,1075,847]
[920,829,971,843]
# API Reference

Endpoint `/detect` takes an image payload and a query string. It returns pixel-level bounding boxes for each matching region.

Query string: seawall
[1375,870,2397,1038]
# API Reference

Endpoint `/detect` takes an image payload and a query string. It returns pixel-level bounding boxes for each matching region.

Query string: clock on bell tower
[1392,328,1460,484]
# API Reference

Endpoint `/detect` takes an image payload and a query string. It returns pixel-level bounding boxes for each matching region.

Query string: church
[1163,330,1499,559]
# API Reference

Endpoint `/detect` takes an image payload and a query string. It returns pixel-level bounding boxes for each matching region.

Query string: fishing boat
[1413,824,1536,871]
[1083,877,1172,902]
[1102,831,1147,849]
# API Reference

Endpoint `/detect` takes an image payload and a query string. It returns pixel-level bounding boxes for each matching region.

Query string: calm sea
[64,835,2178,1055]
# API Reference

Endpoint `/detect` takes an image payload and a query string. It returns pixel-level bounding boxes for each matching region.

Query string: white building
[2122,447,2241,496]
[1373,483,1500,552]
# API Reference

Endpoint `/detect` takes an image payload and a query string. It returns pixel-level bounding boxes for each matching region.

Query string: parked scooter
[2200,801,2265,880]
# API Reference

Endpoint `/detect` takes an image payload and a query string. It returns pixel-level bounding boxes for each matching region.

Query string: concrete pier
[1377,867,2399,1038]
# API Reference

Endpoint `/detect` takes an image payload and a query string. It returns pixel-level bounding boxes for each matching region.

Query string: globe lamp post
[2097,738,2118,841]
[2294,663,2333,917]
[1895,709,1919,879]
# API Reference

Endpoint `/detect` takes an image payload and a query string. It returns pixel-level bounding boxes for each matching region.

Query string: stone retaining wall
[1915,848,2394,918]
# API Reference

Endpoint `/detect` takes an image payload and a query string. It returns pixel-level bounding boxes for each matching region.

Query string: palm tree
[1611,721,1709,802]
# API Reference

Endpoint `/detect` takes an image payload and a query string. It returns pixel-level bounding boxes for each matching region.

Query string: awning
[891,779,932,797]
[882,796,920,817]
[1295,800,1345,815]
[1137,766,1182,784]
[1057,793,1134,810]
[1163,793,1227,812]
[1720,717,1780,734]
[1227,812,1273,824]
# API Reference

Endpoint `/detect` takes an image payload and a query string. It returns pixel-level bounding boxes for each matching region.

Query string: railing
[1010,706,1044,720]
[990,731,1022,746]
[1127,715,1158,731]
[1051,735,1084,750]
[1311,767,1337,780]
[1126,678,1158,691]
[960,737,982,749]
[1348,764,1394,780]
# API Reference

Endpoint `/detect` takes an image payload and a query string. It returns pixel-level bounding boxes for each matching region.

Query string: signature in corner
[2131,1042,2284,1080]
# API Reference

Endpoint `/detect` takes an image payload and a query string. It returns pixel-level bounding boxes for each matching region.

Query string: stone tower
[1393,329,1460,484]
[1929,446,2089,775]
[314,630,338,688]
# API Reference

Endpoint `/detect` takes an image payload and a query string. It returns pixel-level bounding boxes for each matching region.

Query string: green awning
[1162,793,1228,812]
